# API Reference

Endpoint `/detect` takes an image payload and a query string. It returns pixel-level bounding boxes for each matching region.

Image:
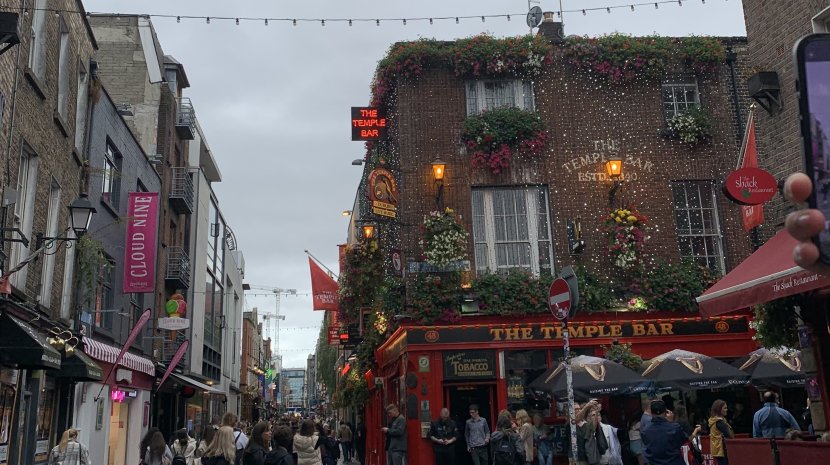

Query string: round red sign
[723,167,777,206]
[548,278,572,320]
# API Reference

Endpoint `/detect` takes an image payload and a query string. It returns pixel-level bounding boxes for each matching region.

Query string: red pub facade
[342,18,768,465]
[360,312,756,465]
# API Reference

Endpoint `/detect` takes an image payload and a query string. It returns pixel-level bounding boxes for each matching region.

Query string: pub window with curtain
[471,186,553,276]
[465,79,535,115]
[671,181,725,275]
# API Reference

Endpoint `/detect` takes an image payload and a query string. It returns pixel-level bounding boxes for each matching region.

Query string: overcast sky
[83,0,747,369]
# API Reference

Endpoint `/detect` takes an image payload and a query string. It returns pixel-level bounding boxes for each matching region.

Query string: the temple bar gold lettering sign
[409,318,748,345]
[443,350,496,381]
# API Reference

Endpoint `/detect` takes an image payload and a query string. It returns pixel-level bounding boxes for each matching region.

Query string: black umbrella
[733,348,805,388]
[529,355,652,399]
[641,349,750,390]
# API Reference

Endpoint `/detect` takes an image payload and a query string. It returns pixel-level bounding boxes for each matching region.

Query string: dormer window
[465,80,535,115]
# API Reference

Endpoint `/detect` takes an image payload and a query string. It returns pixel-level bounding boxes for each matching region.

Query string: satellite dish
[527,6,543,28]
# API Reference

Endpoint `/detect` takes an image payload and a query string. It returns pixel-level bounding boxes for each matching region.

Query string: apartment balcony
[161,331,187,369]
[169,167,194,214]
[165,246,191,290]
[175,97,196,140]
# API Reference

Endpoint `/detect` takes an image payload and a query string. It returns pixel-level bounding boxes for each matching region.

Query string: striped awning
[83,337,155,376]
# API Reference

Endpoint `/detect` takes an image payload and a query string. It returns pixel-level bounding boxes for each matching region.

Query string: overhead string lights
[0,0,723,26]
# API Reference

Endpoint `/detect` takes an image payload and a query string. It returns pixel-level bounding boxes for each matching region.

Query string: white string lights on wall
[3,0,725,28]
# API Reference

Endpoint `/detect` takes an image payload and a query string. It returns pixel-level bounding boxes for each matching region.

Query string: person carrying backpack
[171,429,197,465]
[491,414,523,465]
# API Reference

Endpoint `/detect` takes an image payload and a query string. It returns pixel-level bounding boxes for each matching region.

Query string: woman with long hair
[708,400,734,465]
[197,427,217,458]
[293,420,322,465]
[48,429,89,465]
[516,410,534,465]
[171,429,198,465]
[202,426,237,465]
[144,430,174,465]
[243,422,271,465]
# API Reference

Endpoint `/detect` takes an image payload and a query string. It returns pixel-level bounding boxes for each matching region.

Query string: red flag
[157,340,189,392]
[741,114,764,231]
[114,308,151,369]
[309,257,338,311]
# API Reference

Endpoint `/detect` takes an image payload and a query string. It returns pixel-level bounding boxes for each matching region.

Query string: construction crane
[244,286,297,367]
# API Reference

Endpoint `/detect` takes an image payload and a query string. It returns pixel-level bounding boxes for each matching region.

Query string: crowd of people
[419,390,830,465]
[130,412,365,465]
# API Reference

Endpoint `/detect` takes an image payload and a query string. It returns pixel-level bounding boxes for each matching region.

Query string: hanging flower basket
[421,208,469,267]
[665,107,713,144]
[604,206,649,269]
[461,107,548,174]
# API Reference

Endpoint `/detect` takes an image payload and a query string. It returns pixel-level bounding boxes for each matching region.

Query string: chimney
[537,11,564,43]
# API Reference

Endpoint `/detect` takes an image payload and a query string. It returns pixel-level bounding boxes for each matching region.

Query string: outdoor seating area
[698,436,830,465]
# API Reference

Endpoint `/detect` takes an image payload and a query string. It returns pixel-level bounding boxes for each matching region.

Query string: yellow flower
[627,216,637,223]
[615,217,622,223]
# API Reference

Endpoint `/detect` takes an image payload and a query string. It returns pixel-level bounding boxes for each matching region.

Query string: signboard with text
[351,107,388,141]
[367,168,398,218]
[123,192,159,293]
[723,166,777,205]
[442,350,496,381]
[408,318,749,345]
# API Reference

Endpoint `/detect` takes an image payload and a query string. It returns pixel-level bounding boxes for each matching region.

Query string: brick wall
[0,0,97,317]
[741,0,830,234]
[374,37,754,281]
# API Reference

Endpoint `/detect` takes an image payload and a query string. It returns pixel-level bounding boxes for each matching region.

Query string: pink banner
[123,192,159,293]
[157,340,189,391]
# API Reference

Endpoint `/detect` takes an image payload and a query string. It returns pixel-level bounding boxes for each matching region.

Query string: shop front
[697,229,830,432]
[368,312,758,465]
[76,337,155,465]
[0,310,64,465]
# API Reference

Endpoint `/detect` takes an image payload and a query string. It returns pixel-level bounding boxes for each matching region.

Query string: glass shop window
[505,350,551,417]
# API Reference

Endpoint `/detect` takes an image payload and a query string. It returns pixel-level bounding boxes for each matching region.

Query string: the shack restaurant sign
[443,350,496,380]
[723,167,777,205]
[410,318,749,345]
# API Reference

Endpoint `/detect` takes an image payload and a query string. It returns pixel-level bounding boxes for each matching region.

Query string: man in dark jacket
[382,404,407,465]
[642,401,701,465]
[355,416,367,465]
[429,408,459,465]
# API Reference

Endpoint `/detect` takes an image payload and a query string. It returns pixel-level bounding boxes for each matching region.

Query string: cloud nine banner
[123,192,159,293]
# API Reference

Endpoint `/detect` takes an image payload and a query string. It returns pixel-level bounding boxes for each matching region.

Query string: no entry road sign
[549,278,572,320]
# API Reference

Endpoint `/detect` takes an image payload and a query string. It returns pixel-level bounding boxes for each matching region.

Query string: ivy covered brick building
[340,19,761,465]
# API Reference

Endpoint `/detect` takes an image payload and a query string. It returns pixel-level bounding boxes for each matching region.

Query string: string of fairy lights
[2,0,726,27]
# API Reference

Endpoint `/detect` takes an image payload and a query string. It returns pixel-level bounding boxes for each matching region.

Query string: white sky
[82,0,747,369]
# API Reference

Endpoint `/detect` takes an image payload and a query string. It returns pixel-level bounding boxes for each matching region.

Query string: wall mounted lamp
[605,159,623,206]
[342,210,352,217]
[35,193,97,252]
[361,224,375,240]
[431,159,446,208]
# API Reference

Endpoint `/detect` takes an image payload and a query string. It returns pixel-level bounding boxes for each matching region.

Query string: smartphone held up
[795,33,830,263]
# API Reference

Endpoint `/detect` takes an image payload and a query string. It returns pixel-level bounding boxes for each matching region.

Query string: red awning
[697,230,830,316]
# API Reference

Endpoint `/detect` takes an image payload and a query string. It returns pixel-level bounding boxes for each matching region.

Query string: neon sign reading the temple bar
[351,107,388,141]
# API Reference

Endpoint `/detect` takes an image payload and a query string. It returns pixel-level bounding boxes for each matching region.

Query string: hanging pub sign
[723,167,777,205]
[368,168,398,218]
[351,107,388,141]
[443,350,496,381]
